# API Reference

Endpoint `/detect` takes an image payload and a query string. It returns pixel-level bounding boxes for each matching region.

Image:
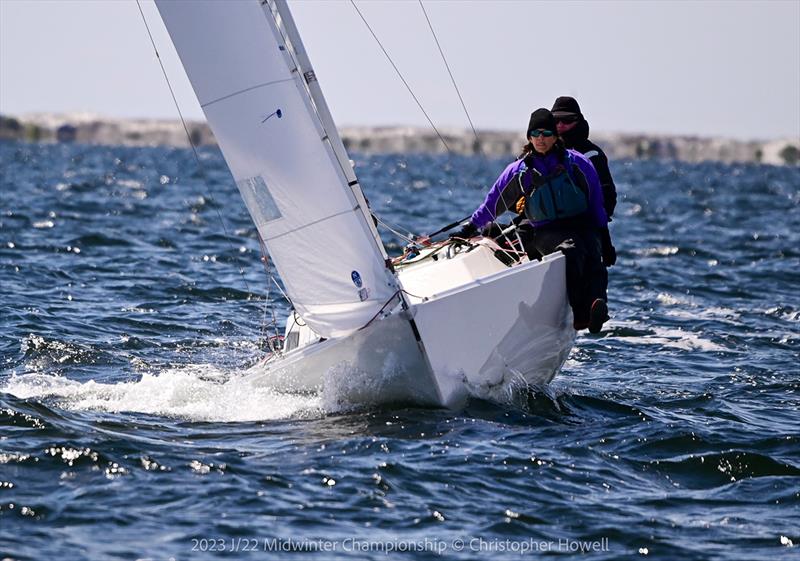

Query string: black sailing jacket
[561,120,617,219]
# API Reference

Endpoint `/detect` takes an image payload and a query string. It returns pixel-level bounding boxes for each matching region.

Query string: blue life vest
[523,163,588,223]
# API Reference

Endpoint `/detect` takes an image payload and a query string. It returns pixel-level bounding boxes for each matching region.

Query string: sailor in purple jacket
[452,108,609,332]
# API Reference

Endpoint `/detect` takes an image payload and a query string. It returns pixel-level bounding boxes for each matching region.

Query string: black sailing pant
[518,223,606,324]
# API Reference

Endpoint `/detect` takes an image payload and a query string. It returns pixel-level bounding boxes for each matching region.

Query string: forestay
[156,0,398,338]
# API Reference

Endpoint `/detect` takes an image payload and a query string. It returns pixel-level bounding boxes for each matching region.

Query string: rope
[135,1,253,298]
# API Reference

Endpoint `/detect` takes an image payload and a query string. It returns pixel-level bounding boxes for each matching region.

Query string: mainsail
[155,0,398,338]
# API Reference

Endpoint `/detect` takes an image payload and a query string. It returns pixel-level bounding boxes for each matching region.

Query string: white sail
[155,0,398,338]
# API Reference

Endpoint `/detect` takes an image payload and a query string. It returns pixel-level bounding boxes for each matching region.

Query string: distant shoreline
[1,113,798,166]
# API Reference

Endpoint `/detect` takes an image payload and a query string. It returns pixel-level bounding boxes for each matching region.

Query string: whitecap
[1,365,323,423]
[655,292,741,323]
[116,179,143,189]
[633,246,680,257]
[611,321,727,352]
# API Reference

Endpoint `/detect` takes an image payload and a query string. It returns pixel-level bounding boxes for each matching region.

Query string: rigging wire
[135,0,254,299]
[256,233,282,355]
[418,0,485,156]
[373,214,417,245]
[349,0,453,156]
[349,0,497,245]
[348,0,461,244]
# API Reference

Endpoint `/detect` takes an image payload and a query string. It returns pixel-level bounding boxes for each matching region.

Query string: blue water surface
[1,141,799,560]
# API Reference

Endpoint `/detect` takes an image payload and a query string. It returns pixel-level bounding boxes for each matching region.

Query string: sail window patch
[237,176,282,223]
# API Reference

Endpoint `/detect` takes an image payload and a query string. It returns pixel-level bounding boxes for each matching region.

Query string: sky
[1,0,799,141]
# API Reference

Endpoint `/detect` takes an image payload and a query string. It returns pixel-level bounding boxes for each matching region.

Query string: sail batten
[200,79,296,109]
[156,0,397,339]
[261,208,360,242]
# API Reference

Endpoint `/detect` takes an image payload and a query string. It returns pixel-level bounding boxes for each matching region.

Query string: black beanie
[551,96,583,119]
[527,108,556,136]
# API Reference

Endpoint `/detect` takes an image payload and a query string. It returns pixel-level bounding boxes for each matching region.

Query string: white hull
[245,245,574,408]
[407,252,574,406]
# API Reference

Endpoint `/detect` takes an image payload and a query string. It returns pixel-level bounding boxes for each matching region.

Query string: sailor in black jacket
[551,96,617,268]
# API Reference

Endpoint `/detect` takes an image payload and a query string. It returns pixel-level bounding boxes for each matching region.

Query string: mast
[266,0,387,258]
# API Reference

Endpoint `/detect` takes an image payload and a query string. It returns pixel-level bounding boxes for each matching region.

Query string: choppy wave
[2,144,799,560]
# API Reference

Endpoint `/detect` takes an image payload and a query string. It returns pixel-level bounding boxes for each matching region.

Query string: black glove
[449,221,478,240]
[555,238,576,254]
[600,227,616,267]
[479,222,504,239]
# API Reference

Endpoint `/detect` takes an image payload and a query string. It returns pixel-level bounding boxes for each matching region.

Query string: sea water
[1,142,798,560]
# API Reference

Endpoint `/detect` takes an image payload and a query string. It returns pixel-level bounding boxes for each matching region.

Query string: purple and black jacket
[469,148,608,230]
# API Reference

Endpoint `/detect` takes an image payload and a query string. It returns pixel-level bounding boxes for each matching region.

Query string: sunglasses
[529,129,554,138]
[555,115,579,124]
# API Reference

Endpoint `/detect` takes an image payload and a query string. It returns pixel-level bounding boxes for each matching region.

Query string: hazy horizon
[6,109,800,145]
[1,0,799,142]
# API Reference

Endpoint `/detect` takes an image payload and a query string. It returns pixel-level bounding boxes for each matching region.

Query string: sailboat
[155,0,575,408]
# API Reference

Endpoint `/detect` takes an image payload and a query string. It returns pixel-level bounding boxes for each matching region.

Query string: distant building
[56,124,77,143]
